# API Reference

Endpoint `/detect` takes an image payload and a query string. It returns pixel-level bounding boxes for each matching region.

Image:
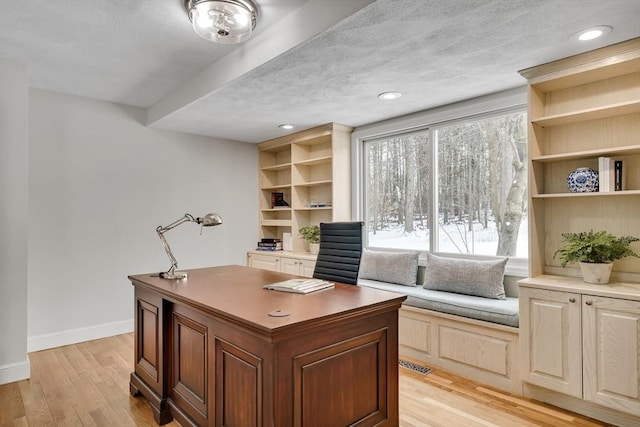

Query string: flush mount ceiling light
[570,25,612,42]
[378,91,402,100]
[184,0,258,44]
[279,124,295,130]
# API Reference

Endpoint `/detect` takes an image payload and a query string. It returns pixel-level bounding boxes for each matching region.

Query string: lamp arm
[156,214,197,276]
[156,213,196,234]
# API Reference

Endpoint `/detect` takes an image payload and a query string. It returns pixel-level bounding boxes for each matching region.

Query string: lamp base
[159,271,188,279]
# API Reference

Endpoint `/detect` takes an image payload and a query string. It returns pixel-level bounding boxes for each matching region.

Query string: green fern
[299,225,320,243]
[554,230,639,267]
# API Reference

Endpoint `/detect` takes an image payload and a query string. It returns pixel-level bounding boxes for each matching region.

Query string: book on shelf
[260,238,281,243]
[271,192,289,208]
[615,160,623,191]
[598,157,616,192]
[263,278,334,294]
[255,246,283,251]
[257,242,283,248]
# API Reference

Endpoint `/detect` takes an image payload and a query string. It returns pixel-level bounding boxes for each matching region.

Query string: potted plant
[299,225,320,254]
[554,230,639,284]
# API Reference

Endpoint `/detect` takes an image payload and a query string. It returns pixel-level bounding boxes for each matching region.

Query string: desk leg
[130,372,173,425]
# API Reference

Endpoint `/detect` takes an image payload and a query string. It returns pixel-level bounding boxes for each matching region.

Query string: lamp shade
[198,213,223,226]
[186,0,258,44]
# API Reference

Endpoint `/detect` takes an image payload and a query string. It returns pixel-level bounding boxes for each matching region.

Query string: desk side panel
[131,287,172,424]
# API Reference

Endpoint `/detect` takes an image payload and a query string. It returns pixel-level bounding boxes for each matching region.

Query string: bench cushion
[358,279,519,327]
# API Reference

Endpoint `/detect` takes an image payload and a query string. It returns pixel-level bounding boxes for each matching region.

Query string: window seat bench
[357,259,523,394]
[358,278,519,327]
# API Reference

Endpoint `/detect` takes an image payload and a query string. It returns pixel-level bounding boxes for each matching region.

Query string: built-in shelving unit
[518,38,640,427]
[256,123,353,254]
[520,37,640,280]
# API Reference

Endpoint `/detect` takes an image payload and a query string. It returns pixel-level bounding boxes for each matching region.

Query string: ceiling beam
[146,0,373,126]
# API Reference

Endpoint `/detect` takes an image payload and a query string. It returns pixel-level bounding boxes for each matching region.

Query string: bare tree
[492,115,527,256]
[404,137,418,233]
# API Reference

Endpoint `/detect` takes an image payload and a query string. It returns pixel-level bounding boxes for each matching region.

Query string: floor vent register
[399,359,432,375]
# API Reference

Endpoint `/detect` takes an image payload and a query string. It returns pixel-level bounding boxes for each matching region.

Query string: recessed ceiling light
[570,25,612,42]
[279,124,295,130]
[378,91,402,100]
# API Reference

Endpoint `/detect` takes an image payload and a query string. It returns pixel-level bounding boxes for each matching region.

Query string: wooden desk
[129,265,406,427]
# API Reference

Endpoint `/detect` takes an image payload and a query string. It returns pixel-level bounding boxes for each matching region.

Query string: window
[365,129,432,252]
[436,112,527,257]
[361,107,527,261]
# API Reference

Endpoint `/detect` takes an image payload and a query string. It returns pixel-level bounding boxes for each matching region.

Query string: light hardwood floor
[0,334,611,427]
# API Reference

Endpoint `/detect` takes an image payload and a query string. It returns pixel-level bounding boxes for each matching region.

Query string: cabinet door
[247,253,280,272]
[281,257,315,277]
[280,257,300,275]
[134,289,165,397]
[520,287,582,397]
[298,259,316,278]
[171,306,211,427]
[583,296,640,415]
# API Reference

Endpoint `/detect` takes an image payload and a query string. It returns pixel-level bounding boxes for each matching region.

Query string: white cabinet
[246,250,316,278]
[520,287,582,397]
[246,252,280,272]
[280,257,316,277]
[583,295,640,415]
[520,279,640,419]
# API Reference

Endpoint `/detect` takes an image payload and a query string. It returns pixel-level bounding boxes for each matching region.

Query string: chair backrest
[313,222,363,285]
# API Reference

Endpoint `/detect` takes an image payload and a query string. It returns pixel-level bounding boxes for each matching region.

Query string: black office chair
[312,222,363,285]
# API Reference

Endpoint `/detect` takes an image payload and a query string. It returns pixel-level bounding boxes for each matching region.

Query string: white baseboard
[28,318,134,353]
[0,357,30,385]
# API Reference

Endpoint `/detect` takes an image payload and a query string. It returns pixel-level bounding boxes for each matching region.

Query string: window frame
[351,87,528,276]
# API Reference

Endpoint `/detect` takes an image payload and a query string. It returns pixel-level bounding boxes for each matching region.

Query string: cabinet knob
[585,300,593,306]
[569,298,576,303]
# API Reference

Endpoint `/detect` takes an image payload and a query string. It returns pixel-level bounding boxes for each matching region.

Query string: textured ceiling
[1,0,640,143]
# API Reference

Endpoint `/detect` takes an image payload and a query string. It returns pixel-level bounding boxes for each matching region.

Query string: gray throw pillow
[423,253,507,299]
[358,250,420,287]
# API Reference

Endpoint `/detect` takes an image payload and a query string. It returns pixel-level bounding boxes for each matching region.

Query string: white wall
[27,89,258,351]
[0,58,30,383]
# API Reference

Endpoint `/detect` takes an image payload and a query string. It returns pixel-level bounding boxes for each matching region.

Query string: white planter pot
[309,242,320,255]
[579,262,613,284]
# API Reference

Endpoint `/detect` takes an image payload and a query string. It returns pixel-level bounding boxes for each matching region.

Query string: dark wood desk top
[129,265,406,338]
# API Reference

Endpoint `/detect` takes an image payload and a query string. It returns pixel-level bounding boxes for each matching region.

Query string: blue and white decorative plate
[567,167,599,193]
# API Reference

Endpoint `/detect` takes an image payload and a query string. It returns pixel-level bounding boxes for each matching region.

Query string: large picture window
[363,108,527,260]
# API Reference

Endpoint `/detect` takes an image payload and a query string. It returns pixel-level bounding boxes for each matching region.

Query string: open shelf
[261,219,292,227]
[295,156,332,167]
[293,180,332,188]
[261,184,291,190]
[532,190,640,199]
[295,207,333,211]
[261,163,291,172]
[528,56,640,92]
[531,100,640,127]
[532,144,640,163]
